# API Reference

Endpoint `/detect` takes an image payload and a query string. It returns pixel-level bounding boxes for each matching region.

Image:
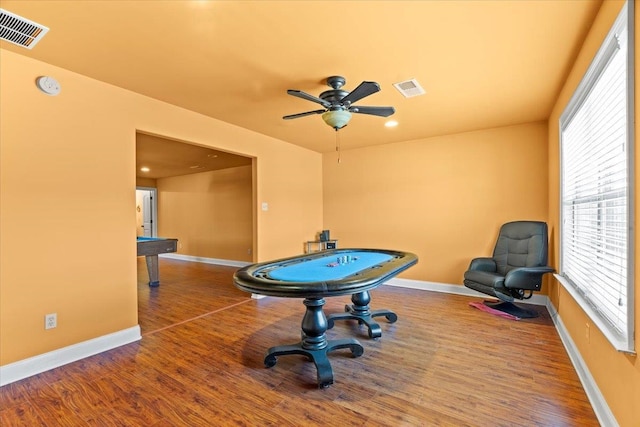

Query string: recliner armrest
[468,257,497,272]
[504,266,555,290]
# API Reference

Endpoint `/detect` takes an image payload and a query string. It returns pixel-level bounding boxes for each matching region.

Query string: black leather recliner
[463,221,554,318]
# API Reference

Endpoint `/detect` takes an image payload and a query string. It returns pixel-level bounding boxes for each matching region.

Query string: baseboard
[545,302,619,427]
[384,277,548,306]
[0,326,141,387]
[161,253,251,268]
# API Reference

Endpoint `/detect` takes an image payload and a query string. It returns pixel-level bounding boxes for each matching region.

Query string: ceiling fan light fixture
[322,110,351,130]
[284,76,394,131]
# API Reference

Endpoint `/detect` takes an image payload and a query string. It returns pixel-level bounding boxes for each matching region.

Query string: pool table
[136,237,178,287]
[233,248,418,388]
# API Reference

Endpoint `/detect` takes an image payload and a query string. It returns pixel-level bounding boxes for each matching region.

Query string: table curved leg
[263,298,366,388]
[370,309,398,323]
[316,338,364,388]
[264,344,313,368]
[326,338,365,358]
[312,352,334,388]
[265,338,364,388]
[327,291,398,338]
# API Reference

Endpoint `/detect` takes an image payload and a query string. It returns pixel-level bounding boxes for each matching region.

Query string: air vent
[393,79,426,98]
[0,9,49,49]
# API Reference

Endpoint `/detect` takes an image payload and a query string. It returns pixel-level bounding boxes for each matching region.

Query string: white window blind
[559,1,634,353]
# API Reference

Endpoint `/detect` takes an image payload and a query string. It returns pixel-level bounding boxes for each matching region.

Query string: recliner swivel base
[483,300,539,318]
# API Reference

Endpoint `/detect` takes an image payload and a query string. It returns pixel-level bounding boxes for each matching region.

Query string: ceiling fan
[283,76,395,130]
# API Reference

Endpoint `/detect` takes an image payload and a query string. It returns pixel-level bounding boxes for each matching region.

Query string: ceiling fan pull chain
[335,129,341,164]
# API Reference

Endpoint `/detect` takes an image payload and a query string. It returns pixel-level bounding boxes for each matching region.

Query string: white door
[136,187,157,237]
[142,192,153,237]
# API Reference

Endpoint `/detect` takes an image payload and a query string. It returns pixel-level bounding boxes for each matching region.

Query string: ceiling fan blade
[340,81,381,106]
[287,90,331,108]
[349,105,395,117]
[283,109,326,120]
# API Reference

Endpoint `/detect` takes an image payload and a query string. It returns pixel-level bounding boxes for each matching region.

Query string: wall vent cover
[0,9,49,49]
[393,79,426,98]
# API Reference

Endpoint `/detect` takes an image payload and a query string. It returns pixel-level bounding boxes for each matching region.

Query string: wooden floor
[0,258,599,426]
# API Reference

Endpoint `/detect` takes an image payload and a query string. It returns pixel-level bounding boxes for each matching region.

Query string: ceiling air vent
[393,79,426,98]
[0,9,49,49]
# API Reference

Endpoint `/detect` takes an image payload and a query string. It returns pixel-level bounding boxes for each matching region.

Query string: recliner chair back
[493,221,548,276]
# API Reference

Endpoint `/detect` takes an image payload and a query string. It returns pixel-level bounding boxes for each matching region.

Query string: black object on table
[233,248,418,388]
[136,237,178,287]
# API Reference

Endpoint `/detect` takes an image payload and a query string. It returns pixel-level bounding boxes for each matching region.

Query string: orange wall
[157,165,253,261]
[0,50,323,365]
[323,121,549,285]
[547,1,639,425]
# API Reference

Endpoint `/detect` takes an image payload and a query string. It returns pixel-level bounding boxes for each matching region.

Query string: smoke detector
[0,8,49,49]
[393,79,426,98]
[36,76,61,96]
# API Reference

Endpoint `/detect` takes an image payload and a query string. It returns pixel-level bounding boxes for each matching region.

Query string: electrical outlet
[45,313,57,330]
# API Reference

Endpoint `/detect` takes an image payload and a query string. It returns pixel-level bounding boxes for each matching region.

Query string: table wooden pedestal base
[327,291,398,338]
[264,298,363,388]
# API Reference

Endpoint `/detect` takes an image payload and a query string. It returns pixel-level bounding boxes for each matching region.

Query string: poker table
[233,248,418,388]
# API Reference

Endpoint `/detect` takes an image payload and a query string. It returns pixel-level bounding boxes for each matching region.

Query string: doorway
[135,131,255,259]
[136,187,157,237]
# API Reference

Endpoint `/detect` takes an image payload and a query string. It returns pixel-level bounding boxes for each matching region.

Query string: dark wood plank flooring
[0,257,599,426]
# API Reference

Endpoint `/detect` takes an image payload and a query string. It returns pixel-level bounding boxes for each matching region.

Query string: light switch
[261,202,269,211]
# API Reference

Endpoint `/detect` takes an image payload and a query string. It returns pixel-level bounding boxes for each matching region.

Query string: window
[558,1,634,353]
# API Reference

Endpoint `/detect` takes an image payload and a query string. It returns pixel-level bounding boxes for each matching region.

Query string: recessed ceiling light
[140,167,150,172]
[385,120,398,128]
[190,165,204,169]
[207,154,218,158]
